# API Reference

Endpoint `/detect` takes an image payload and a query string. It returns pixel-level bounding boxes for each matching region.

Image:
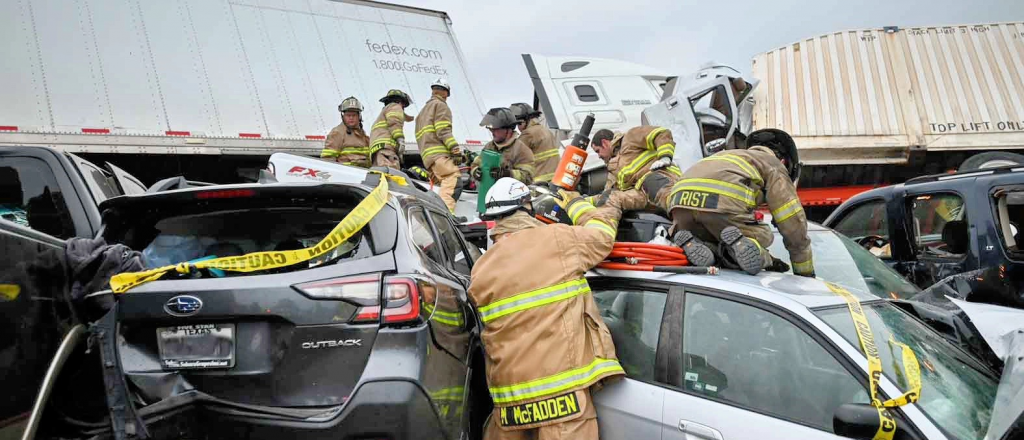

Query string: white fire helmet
[431,77,451,94]
[483,178,530,218]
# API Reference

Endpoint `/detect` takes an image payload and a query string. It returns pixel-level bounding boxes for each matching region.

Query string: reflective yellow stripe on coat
[489,357,624,404]
[534,149,560,161]
[478,279,590,323]
[617,150,657,189]
[416,124,436,138]
[670,178,757,207]
[702,154,763,185]
[771,199,803,223]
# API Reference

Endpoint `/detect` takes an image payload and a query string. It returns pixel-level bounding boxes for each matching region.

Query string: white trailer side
[0,0,488,165]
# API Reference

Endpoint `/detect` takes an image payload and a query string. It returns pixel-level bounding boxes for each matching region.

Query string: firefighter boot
[719,226,765,275]
[672,230,715,266]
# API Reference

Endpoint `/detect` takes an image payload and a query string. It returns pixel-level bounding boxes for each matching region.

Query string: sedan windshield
[816,303,997,440]
[768,229,920,300]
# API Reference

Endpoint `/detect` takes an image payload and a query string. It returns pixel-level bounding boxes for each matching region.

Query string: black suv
[824,166,1024,306]
[42,172,490,440]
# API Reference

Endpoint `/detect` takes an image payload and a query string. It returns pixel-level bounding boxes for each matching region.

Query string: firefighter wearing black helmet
[665,128,812,276]
[510,103,559,183]
[369,89,414,168]
[470,107,535,185]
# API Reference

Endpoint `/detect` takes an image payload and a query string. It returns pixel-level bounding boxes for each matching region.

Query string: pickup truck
[0,146,148,437]
[823,166,1024,307]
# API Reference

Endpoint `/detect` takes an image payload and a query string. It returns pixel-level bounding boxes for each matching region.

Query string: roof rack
[904,165,1024,186]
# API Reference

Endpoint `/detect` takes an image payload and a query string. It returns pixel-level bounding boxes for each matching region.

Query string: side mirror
[833,403,898,440]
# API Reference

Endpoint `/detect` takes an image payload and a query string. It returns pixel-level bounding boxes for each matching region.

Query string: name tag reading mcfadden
[499,392,581,427]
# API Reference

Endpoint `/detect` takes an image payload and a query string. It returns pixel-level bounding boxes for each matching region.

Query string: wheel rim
[979,159,1020,169]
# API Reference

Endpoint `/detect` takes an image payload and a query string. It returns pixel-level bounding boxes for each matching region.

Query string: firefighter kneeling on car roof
[468,177,627,440]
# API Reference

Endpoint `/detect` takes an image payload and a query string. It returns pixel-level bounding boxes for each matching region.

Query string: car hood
[950,298,1024,440]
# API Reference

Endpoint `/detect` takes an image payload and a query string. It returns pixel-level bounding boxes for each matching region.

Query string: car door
[903,191,972,288]
[828,198,894,265]
[662,288,874,440]
[588,278,678,439]
[407,207,472,438]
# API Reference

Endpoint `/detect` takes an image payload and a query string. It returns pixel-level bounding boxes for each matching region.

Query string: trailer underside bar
[797,185,878,206]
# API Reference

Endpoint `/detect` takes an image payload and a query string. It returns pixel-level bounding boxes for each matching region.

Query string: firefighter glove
[471,166,482,181]
[450,145,463,156]
[495,164,511,179]
[594,189,612,207]
[649,157,672,170]
[554,189,582,210]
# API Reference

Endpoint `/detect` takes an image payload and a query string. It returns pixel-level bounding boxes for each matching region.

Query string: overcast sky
[390,0,1022,108]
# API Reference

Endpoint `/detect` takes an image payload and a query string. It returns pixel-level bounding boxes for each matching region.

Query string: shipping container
[752,21,1024,191]
[0,0,487,183]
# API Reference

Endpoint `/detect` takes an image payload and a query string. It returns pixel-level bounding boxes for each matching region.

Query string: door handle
[678,419,724,440]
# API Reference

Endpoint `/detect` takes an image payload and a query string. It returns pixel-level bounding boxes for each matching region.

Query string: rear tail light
[292,274,425,326]
[382,277,420,324]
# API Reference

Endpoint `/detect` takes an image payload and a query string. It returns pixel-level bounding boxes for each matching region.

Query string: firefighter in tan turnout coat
[589,127,814,276]
[369,89,414,169]
[470,108,535,185]
[510,103,560,183]
[415,78,463,212]
[321,96,371,167]
[470,178,625,440]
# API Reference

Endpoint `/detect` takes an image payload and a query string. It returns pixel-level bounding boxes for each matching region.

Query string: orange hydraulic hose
[598,242,719,274]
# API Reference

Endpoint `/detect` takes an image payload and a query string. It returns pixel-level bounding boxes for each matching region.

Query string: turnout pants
[484,388,599,440]
[373,148,402,169]
[669,208,775,267]
[430,156,461,213]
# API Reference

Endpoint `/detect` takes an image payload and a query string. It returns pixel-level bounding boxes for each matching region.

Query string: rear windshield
[114,205,375,277]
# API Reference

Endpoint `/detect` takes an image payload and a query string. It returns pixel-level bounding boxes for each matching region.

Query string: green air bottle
[477,149,502,214]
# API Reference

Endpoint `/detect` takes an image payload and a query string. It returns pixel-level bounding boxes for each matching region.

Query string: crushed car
[23,166,490,440]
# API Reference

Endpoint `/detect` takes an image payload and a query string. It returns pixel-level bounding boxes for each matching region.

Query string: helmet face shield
[339,96,363,113]
[480,107,518,130]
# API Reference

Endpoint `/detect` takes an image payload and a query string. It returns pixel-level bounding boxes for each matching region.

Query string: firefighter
[369,89,414,168]
[470,108,535,185]
[666,129,813,276]
[470,177,625,440]
[510,103,559,183]
[321,96,370,167]
[416,78,463,213]
[590,127,813,276]
[586,127,717,266]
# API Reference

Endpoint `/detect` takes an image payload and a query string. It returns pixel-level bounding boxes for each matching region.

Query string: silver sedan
[587,267,999,440]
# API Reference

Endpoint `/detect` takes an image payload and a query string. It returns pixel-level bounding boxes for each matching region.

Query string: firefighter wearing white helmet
[321,96,371,167]
[470,177,625,439]
[416,77,462,212]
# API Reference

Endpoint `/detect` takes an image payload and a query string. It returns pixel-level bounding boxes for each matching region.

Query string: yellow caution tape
[0,284,21,301]
[825,282,922,440]
[110,172,393,294]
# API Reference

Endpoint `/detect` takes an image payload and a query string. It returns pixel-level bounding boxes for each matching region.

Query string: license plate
[157,323,235,370]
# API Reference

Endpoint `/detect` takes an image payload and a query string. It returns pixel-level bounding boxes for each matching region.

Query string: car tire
[959,152,1024,171]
